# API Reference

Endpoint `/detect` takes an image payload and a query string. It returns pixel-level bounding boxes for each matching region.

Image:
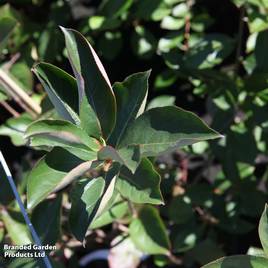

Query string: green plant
[24,27,220,255]
[203,204,268,268]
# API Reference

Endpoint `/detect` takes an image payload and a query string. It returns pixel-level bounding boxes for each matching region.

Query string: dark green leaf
[69,177,105,241]
[32,195,62,245]
[32,62,80,124]
[25,119,99,160]
[134,0,171,21]
[131,26,157,58]
[109,71,150,147]
[61,27,116,139]
[27,148,93,209]
[117,158,163,205]
[69,163,120,241]
[119,106,221,157]
[99,0,133,18]
[183,34,235,69]
[255,30,268,72]
[168,196,194,224]
[0,17,17,49]
[0,165,13,205]
[129,205,170,255]
[202,255,268,268]
[190,239,225,265]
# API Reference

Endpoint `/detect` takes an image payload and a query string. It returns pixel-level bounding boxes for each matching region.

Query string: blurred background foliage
[1,0,268,267]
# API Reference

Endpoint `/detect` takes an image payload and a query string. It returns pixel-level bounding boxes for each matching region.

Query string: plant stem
[0,69,41,117]
[184,0,193,51]
[0,101,20,117]
[0,151,52,268]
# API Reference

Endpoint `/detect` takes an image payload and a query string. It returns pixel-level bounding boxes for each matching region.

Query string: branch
[0,101,20,117]
[0,69,41,117]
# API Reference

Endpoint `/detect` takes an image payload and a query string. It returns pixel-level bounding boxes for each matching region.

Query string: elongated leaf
[61,27,116,139]
[69,177,105,241]
[95,163,120,216]
[27,148,93,209]
[202,255,268,268]
[79,96,102,138]
[0,17,17,49]
[32,63,80,124]
[32,195,62,245]
[117,158,163,205]
[70,163,120,241]
[108,71,150,146]
[119,106,221,156]
[259,204,268,256]
[129,205,170,255]
[25,119,99,160]
[1,209,32,245]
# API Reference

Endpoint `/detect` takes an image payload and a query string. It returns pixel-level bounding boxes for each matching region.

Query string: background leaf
[32,194,62,245]
[259,204,268,256]
[129,205,170,255]
[202,255,268,268]
[1,209,32,245]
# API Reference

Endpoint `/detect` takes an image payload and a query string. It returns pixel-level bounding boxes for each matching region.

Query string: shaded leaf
[1,209,32,245]
[117,158,163,205]
[168,196,194,224]
[69,177,105,241]
[32,194,62,245]
[109,71,150,147]
[0,17,17,49]
[32,62,80,124]
[27,148,93,209]
[202,255,268,268]
[99,0,133,18]
[70,164,120,241]
[129,205,170,255]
